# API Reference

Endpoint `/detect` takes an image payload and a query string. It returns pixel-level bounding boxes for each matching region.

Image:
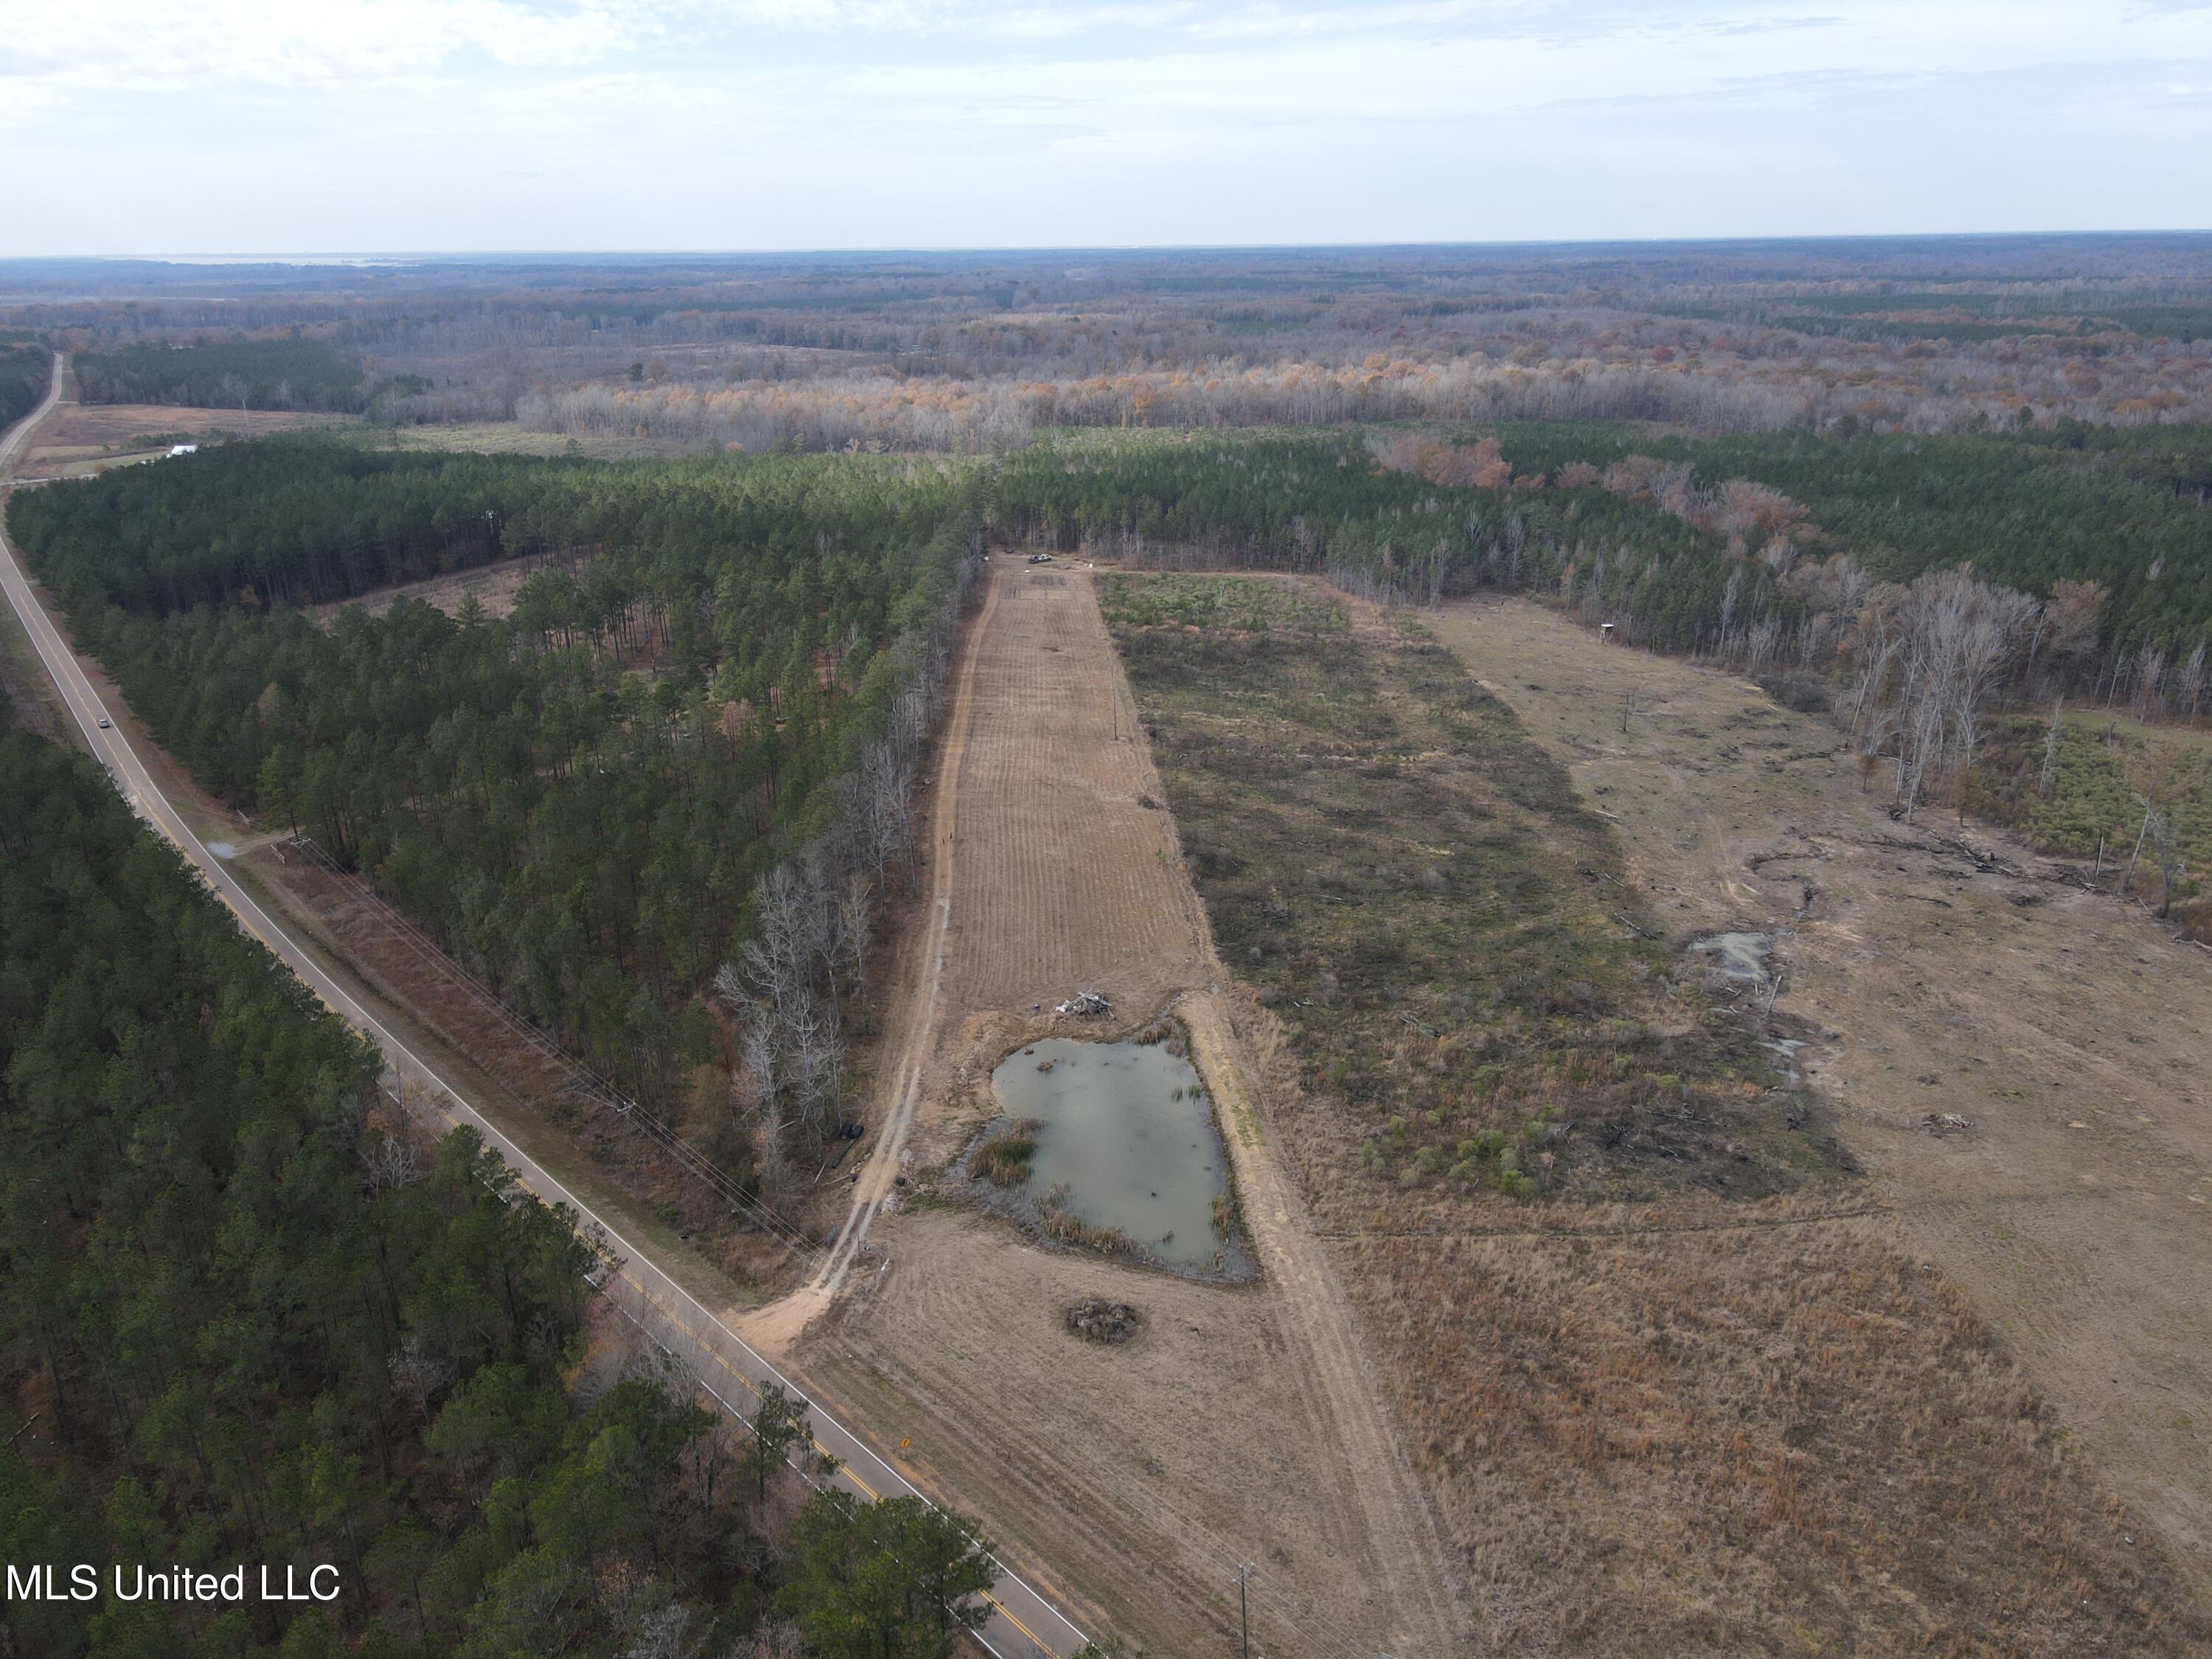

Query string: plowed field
[936,565,1208,1018]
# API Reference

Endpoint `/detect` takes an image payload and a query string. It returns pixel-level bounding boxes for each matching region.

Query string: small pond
[985,1037,1247,1279]
[1690,931,1777,984]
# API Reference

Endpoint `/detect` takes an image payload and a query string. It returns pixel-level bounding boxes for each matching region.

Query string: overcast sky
[4,1,2210,256]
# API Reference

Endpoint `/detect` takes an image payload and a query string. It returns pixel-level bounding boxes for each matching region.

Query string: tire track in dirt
[1179,992,1470,1656]
[759,559,1004,1327]
[938,567,1206,1018]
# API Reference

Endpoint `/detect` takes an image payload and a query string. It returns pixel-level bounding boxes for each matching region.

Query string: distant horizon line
[7,228,2212,268]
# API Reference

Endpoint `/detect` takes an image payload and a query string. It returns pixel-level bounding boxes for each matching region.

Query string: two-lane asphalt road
[0,355,1091,1659]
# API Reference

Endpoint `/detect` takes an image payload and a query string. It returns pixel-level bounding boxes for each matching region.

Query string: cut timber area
[16,400,348,478]
[1431,595,2212,1599]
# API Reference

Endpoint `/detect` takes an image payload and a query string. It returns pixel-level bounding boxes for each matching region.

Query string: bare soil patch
[931,561,1208,1023]
[1429,596,2212,1607]
[808,1208,1429,1659]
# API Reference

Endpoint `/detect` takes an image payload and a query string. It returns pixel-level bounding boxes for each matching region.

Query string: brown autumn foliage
[21,239,2212,443]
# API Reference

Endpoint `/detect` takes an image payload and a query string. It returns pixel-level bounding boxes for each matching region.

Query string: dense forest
[998,428,1797,651]
[0,341,53,431]
[0,707,996,1656]
[8,408,2206,1150]
[6,442,981,1134]
[2,240,2208,1648]
[997,424,2212,659]
[1448,420,2212,652]
[73,339,371,412]
[12,237,2212,441]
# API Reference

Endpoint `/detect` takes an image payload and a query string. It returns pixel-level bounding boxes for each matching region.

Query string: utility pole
[1234,1562,1256,1659]
[2121,795,2155,899]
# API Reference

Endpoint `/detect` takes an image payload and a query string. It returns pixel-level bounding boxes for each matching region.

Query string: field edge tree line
[995,428,2209,931]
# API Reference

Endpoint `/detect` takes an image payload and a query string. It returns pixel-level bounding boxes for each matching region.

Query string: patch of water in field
[1691,931,1776,983]
[990,1038,1240,1276]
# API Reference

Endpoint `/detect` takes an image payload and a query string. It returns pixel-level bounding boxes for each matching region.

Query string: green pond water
[989,1037,1237,1273]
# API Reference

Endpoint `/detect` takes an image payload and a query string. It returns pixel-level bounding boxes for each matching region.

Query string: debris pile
[1921,1112,1974,1137]
[1065,1298,1142,1345]
[1056,990,1113,1018]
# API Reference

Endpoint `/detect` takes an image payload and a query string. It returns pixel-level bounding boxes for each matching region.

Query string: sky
[3,0,2211,256]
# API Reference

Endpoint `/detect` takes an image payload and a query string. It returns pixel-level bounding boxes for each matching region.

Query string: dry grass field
[1429,599,2212,1606]
[19,401,350,474]
[387,421,619,457]
[386,420,707,459]
[790,558,1467,1658]
[1106,575,2211,1655]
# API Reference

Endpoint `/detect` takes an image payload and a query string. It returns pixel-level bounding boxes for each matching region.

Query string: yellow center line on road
[411,1089,925,1564]
[414,1100,1049,1655]
[984,1592,1049,1652]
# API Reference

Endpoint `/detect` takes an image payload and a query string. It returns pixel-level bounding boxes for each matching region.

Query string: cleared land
[1429,599,2212,1595]
[1109,575,2208,1655]
[18,400,349,475]
[793,559,1467,1658]
[1971,704,2212,938]
[388,420,714,459]
[301,545,585,625]
[388,421,617,457]
[932,563,1208,1020]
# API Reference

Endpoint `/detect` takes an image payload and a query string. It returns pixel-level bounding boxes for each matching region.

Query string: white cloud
[1,0,2208,251]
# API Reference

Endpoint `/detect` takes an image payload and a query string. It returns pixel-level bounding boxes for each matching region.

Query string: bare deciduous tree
[707,548,983,1191]
[2176,641,2207,723]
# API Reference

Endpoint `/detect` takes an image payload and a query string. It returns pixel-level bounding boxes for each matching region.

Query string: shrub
[977,1119,1043,1187]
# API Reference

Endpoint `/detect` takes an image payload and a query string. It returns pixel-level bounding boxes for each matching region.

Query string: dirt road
[0,361,1089,1659]
[788,559,1468,1658]
[1429,596,2212,1591]
[806,565,1004,1306]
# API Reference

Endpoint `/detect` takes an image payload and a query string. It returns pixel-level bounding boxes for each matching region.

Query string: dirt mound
[1064,1297,1142,1344]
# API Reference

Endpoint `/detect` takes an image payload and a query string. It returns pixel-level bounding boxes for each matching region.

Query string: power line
[389,993,1384,1659]
[403,1069,1059,1659]
[804,1323,1383,1659]
[291,834,817,1259]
